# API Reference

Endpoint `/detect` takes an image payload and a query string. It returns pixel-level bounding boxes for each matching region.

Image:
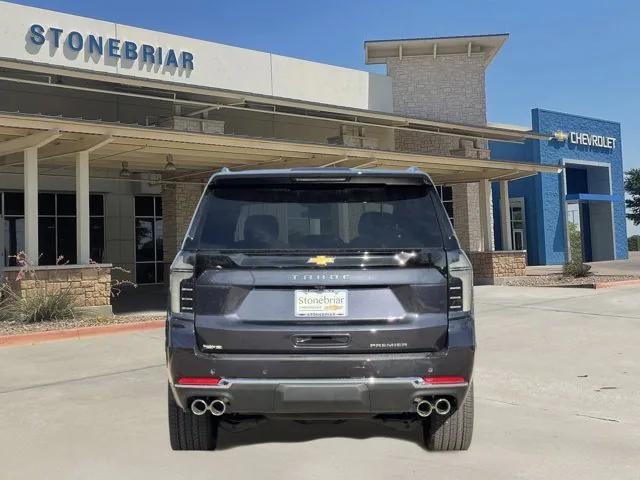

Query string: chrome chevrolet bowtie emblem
[306,255,335,267]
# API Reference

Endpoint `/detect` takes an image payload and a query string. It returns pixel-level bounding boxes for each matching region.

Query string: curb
[593,279,640,289]
[551,279,640,289]
[0,319,165,348]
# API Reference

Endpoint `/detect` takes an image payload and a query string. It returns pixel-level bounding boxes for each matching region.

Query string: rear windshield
[184,184,445,252]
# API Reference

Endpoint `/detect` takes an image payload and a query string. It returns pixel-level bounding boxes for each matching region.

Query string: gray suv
[166,168,475,451]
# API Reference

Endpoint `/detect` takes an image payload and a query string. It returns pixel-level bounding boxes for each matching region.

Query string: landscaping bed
[501,274,640,288]
[0,313,165,336]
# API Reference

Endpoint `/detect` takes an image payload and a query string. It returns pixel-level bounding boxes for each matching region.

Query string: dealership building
[0,1,627,312]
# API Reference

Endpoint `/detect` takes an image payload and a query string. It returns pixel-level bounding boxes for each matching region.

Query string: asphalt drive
[0,285,638,480]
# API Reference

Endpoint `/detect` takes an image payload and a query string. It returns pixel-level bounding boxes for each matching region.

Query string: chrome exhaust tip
[415,399,434,418]
[190,399,209,416]
[434,398,451,415]
[209,399,227,416]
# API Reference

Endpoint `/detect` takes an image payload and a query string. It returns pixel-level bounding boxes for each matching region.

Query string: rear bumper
[171,377,469,415]
[166,313,475,415]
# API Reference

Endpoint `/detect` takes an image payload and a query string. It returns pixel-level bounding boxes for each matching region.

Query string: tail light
[446,249,473,315]
[179,279,195,313]
[422,376,465,385]
[177,377,221,386]
[170,251,195,315]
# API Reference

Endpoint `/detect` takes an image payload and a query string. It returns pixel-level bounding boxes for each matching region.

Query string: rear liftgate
[191,251,449,356]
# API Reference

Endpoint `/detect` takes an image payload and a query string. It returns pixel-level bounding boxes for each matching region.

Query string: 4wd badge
[306,255,335,267]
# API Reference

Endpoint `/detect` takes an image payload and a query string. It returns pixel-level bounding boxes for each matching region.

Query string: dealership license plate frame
[294,289,348,317]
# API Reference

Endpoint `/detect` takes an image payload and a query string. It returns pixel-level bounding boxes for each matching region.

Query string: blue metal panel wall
[490,140,542,264]
[491,175,541,264]
[490,108,628,264]
[533,109,627,262]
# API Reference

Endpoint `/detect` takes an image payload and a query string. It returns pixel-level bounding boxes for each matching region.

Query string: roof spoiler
[208,166,434,187]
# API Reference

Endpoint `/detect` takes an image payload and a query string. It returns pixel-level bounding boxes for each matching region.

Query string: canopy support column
[479,179,494,251]
[76,150,91,264]
[500,180,513,250]
[24,147,39,265]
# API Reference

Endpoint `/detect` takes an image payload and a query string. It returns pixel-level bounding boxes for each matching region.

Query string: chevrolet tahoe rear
[166,168,475,451]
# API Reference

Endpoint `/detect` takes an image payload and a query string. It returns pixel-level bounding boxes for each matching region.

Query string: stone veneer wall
[387,55,487,123]
[386,53,492,252]
[468,251,527,284]
[4,264,112,310]
[162,175,208,265]
[452,181,483,253]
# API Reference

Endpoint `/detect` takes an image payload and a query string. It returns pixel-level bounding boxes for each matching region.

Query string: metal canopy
[0,112,560,185]
[0,62,549,143]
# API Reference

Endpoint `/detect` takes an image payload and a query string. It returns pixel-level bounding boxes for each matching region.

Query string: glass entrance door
[509,198,527,251]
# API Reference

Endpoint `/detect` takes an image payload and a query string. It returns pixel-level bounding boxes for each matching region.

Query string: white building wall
[0,1,392,112]
[271,55,393,112]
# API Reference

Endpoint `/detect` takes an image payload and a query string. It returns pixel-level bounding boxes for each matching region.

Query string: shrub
[562,261,592,278]
[19,287,77,323]
[0,251,79,323]
[0,282,77,323]
[628,235,640,252]
[567,222,583,262]
[0,283,17,322]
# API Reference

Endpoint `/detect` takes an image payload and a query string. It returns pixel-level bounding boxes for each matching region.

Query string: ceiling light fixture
[164,154,176,172]
[119,161,131,178]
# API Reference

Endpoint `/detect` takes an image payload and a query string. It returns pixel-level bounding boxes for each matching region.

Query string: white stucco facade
[0,1,393,112]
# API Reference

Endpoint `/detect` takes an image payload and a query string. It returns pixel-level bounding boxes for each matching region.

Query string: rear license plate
[295,289,348,317]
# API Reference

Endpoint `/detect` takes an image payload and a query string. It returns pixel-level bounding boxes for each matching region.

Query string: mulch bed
[500,275,640,288]
[0,314,165,336]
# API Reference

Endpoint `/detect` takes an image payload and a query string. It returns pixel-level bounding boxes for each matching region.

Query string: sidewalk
[526,251,640,276]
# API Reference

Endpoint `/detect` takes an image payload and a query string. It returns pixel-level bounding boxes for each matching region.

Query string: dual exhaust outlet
[190,398,227,417]
[192,396,449,418]
[415,397,451,418]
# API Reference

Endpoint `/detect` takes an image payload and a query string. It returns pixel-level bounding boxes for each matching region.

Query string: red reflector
[422,376,465,385]
[177,377,221,386]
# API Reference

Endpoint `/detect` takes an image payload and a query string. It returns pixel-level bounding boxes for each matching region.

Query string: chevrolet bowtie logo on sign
[552,130,568,142]
[306,255,335,267]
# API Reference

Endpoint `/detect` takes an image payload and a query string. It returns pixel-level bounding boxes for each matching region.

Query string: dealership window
[1,192,104,266]
[435,186,454,226]
[135,196,164,284]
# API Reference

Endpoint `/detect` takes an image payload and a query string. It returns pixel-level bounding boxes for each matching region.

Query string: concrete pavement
[0,285,639,479]
[586,251,640,276]
[526,251,640,276]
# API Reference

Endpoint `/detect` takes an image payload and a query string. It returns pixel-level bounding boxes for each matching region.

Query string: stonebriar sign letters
[28,24,195,70]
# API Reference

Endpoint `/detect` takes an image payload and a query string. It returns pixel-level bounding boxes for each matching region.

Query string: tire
[168,386,218,451]
[423,383,474,451]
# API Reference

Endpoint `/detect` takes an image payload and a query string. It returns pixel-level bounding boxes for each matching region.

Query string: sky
[11,0,640,234]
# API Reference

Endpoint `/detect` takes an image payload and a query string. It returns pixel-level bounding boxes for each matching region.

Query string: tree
[625,169,640,225]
